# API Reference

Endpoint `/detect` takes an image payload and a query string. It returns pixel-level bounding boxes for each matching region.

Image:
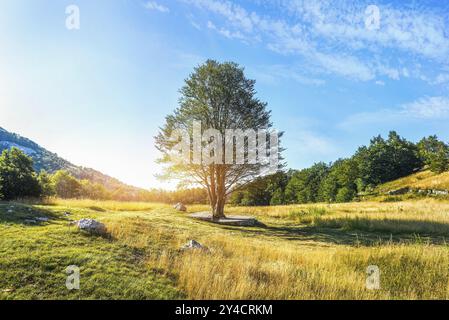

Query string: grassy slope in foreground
[1,199,449,300]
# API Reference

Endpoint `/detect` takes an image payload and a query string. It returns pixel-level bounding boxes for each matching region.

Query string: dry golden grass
[230,199,449,217]
[233,200,449,236]
[101,199,449,299]
[45,198,169,212]
[6,198,448,299]
[377,170,449,192]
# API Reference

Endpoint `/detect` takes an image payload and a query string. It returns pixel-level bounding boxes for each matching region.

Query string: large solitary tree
[155,60,282,219]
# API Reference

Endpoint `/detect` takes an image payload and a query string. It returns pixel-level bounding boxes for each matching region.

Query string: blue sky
[1,0,449,189]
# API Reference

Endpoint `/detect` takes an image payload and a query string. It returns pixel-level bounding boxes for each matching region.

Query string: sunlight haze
[1,0,448,189]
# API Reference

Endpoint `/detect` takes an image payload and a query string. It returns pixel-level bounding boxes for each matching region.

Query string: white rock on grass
[174,203,187,212]
[76,219,107,235]
[180,240,209,252]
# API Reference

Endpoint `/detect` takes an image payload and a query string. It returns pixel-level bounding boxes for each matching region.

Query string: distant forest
[1,131,448,205]
[231,131,449,206]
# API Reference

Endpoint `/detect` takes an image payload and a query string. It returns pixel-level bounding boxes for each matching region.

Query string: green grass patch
[288,207,328,223]
[0,202,181,300]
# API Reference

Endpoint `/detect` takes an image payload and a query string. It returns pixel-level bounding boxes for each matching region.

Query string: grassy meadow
[1,198,449,300]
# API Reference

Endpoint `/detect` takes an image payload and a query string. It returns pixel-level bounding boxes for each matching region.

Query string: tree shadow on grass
[217,217,449,247]
[0,202,64,227]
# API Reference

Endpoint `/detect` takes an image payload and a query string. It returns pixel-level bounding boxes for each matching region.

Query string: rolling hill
[375,169,449,196]
[0,126,142,194]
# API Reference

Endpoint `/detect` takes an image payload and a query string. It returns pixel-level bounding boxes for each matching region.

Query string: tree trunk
[212,196,226,221]
[212,166,226,221]
[208,189,219,220]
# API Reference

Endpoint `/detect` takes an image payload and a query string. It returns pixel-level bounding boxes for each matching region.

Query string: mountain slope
[0,126,142,193]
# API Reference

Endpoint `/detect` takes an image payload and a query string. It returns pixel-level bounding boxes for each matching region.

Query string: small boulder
[180,240,208,252]
[36,217,49,222]
[1,288,15,293]
[76,219,107,235]
[386,187,410,196]
[174,203,187,212]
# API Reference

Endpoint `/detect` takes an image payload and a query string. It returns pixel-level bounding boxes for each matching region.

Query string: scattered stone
[24,219,37,224]
[76,219,107,235]
[7,210,13,214]
[386,187,410,196]
[35,217,49,222]
[1,288,14,293]
[180,240,209,252]
[64,211,71,216]
[174,203,187,212]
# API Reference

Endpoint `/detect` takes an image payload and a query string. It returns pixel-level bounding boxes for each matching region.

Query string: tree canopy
[232,131,449,206]
[0,147,41,200]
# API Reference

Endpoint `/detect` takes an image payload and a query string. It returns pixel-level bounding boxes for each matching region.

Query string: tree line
[231,132,449,206]
[1,131,448,205]
[0,147,207,203]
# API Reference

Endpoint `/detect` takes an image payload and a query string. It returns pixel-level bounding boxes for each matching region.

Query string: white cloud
[432,73,449,85]
[207,21,247,40]
[313,52,375,81]
[187,14,202,30]
[250,64,325,86]
[401,96,449,119]
[402,68,410,78]
[295,131,339,156]
[184,0,449,83]
[144,1,170,13]
[339,96,449,129]
[375,64,400,80]
[280,0,449,62]
[190,0,254,32]
[187,0,375,81]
